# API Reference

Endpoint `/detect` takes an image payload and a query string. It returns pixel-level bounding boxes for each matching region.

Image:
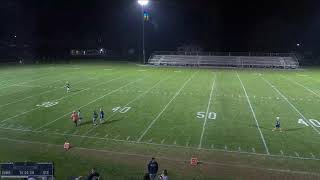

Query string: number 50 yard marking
[197,112,216,120]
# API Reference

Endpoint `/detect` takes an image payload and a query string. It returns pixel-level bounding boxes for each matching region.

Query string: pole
[141,6,146,64]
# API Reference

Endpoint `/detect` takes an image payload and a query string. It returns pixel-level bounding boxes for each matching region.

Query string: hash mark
[310,153,315,159]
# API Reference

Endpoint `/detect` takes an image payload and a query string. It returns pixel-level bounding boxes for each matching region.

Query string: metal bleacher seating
[148,52,299,69]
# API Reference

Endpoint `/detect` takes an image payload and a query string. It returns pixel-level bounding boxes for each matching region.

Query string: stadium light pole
[138,0,149,64]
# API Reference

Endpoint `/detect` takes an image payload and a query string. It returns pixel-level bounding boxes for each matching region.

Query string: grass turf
[0,63,320,179]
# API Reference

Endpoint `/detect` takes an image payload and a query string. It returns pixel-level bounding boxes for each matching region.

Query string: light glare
[138,0,149,6]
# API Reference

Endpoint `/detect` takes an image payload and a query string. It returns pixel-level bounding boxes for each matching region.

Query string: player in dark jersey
[93,111,98,126]
[65,81,70,93]
[99,108,105,124]
[273,117,282,132]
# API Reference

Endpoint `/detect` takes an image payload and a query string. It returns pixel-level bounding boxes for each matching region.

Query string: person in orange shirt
[71,111,79,127]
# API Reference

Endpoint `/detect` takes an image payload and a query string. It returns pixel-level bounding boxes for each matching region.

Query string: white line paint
[282,75,320,98]
[295,152,300,157]
[0,75,124,123]
[310,153,315,158]
[0,77,98,108]
[237,72,270,155]
[261,76,320,134]
[34,77,144,131]
[0,137,319,176]
[199,76,216,149]
[82,75,171,136]
[126,136,130,140]
[1,126,320,162]
[161,139,165,144]
[137,72,198,142]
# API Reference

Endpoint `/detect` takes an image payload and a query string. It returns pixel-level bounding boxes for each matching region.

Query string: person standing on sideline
[147,157,159,180]
[99,108,105,124]
[92,111,98,126]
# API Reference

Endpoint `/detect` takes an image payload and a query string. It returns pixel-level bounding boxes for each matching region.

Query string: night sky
[0,0,319,57]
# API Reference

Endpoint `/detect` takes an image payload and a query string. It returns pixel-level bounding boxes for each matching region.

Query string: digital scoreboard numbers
[0,162,54,179]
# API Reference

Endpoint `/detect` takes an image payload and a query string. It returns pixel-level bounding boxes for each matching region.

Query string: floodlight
[138,0,149,6]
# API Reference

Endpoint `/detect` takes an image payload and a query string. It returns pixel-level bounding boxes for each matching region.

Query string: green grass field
[0,63,320,179]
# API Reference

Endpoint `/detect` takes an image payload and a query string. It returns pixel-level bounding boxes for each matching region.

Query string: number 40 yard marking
[112,107,131,113]
[298,118,320,128]
[197,112,216,120]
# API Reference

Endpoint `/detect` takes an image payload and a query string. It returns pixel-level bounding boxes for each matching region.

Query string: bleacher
[148,52,299,69]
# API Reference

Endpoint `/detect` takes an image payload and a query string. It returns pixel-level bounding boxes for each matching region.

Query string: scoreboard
[0,162,54,179]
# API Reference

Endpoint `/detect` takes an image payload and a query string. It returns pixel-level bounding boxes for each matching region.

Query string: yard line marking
[0,76,50,90]
[199,76,216,149]
[126,136,130,141]
[0,75,125,123]
[2,126,320,162]
[295,152,300,157]
[0,76,99,108]
[34,77,144,131]
[261,77,320,134]
[1,137,320,177]
[282,75,320,98]
[237,72,270,155]
[82,75,171,136]
[310,153,315,158]
[280,150,284,156]
[137,72,198,142]
[0,87,89,123]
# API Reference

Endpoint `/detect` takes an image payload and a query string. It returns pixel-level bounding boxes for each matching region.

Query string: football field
[0,63,320,179]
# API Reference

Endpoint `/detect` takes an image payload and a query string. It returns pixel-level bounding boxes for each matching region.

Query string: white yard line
[281,75,320,98]
[261,76,320,134]
[0,75,125,123]
[198,76,216,149]
[0,126,320,162]
[0,75,53,90]
[34,77,145,131]
[0,137,319,176]
[82,75,172,136]
[236,72,270,155]
[137,72,198,142]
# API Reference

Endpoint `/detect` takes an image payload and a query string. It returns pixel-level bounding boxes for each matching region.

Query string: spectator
[87,168,100,180]
[159,169,169,180]
[147,157,159,180]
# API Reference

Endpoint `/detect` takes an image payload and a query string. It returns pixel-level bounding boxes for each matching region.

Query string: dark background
[0,0,319,62]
